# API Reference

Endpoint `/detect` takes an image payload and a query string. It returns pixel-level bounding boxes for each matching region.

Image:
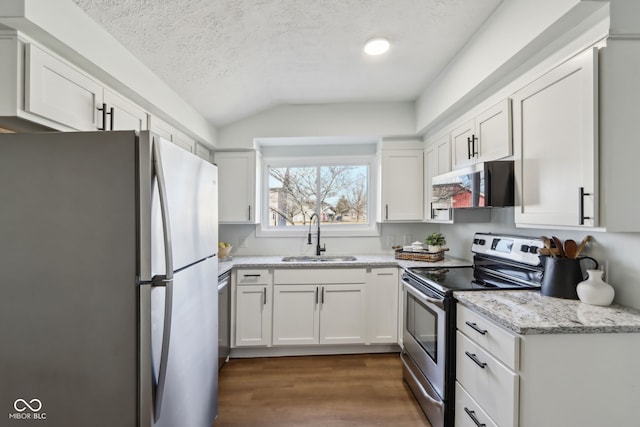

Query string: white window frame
[257,154,379,237]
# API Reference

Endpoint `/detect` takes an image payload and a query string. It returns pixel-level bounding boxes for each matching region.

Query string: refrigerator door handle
[151,138,174,422]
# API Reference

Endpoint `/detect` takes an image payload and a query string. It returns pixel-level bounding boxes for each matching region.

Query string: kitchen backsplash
[220,208,640,310]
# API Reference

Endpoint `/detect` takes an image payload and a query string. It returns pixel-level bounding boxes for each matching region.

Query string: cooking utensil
[539,247,560,257]
[552,236,565,258]
[564,239,577,259]
[575,235,592,257]
[541,236,555,257]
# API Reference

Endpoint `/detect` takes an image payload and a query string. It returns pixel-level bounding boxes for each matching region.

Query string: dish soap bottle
[576,269,615,306]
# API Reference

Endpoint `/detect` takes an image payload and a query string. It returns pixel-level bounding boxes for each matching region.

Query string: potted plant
[425,232,446,252]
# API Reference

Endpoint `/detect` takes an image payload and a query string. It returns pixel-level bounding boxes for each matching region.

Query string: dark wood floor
[216,353,432,427]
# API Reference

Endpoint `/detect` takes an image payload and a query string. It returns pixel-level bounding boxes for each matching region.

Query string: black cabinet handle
[385,204,389,220]
[315,287,319,305]
[465,351,487,368]
[248,205,251,221]
[97,104,115,130]
[108,107,114,130]
[320,286,325,304]
[98,103,107,130]
[465,321,487,335]
[471,134,478,157]
[467,136,472,159]
[263,287,267,305]
[464,407,486,427]
[578,187,592,225]
[243,274,261,278]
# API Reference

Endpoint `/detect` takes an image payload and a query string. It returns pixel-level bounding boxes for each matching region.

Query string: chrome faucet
[307,213,326,256]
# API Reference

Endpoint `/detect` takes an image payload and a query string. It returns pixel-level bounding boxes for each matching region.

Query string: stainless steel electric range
[401,233,545,427]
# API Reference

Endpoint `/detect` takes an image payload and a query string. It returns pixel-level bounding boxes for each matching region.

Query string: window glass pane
[268,166,317,226]
[319,165,368,225]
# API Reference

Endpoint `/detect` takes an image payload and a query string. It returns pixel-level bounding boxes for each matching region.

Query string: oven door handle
[400,353,445,410]
[403,281,445,310]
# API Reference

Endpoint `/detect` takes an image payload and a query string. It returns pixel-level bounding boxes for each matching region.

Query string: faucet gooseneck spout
[308,213,326,256]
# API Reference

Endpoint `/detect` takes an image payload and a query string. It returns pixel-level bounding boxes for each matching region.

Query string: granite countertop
[218,254,472,276]
[455,290,640,335]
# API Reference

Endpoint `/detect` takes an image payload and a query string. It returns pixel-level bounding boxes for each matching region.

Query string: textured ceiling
[72,0,502,127]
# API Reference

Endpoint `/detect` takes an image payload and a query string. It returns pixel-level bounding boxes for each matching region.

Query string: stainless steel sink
[281,255,358,262]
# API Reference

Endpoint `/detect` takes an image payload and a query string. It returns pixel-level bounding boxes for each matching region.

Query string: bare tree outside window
[268,164,368,227]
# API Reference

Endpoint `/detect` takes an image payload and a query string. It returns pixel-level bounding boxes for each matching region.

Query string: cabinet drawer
[236,269,270,285]
[457,304,519,370]
[274,268,366,284]
[455,382,499,427]
[456,332,518,427]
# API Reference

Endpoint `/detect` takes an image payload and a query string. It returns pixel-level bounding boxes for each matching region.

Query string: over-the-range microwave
[430,160,514,221]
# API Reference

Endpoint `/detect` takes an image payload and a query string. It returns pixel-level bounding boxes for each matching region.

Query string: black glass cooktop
[406,264,540,296]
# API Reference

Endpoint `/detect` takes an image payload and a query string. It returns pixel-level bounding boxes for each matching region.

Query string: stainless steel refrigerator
[0,131,219,427]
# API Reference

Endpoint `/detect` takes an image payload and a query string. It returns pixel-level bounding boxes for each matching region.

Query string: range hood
[429,160,514,221]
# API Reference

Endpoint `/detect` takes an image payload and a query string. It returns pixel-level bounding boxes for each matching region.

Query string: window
[260,156,378,237]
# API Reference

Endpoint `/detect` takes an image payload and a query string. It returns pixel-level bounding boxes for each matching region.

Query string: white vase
[428,245,442,253]
[576,269,615,306]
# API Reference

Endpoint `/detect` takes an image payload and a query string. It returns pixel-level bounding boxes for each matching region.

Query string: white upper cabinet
[102,88,148,132]
[215,150,261,224]
[424,134,451,221]
[380,149,424,221]
[25,43,149,132]
[25,43,103,131]
[451,99,512,170]
[512,48,597,228]
[149,115,203,155]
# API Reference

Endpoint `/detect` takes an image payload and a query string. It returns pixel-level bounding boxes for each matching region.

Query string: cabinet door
[173,130,195,153]
[194,143,211,162]
[476,99,512,163]
[103,89,148,131]
[424,135,451,220]
[319,284,367,344]
[369,269,398,344]
[381,149,424,221]
[513,48,597,227]
[25,44,102,131]
[235,285,270,347]
[272,284,319,345]
[451,120,475,169]
[216,151,259,224]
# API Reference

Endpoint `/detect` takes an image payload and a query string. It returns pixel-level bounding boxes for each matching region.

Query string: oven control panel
[471,233,544,265]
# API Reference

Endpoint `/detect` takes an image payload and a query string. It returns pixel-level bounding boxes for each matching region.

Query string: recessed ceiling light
[364,38,390,56]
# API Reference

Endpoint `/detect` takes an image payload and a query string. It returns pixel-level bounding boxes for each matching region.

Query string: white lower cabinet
[272,269,367,346]
[234,270,271,347]
[369,268,399,343]
[456,303,640,427]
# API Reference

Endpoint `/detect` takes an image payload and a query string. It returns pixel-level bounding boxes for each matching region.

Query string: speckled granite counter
[218,254,472,276]
[455,290,640,335]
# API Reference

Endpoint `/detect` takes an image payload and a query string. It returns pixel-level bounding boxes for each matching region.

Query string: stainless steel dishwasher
[218,270,231,371]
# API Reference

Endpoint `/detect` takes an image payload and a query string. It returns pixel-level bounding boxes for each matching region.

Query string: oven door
[402,279,447,426]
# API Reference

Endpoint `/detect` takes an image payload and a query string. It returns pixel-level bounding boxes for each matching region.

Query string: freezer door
[0,131,139,427]
[150,136,218,275]
[150,257,219,427]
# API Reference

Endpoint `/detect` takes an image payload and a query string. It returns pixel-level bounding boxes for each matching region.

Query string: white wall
[220,222,438,257]
[217,102,416,149]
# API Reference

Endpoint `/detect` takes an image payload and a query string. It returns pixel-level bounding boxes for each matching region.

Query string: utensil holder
[541,256,598,299]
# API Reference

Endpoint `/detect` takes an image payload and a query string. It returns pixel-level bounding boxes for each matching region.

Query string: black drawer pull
[243,274,261,277]
[465,321,487,335]
[465,351,487,368]
[464,407,486,427]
